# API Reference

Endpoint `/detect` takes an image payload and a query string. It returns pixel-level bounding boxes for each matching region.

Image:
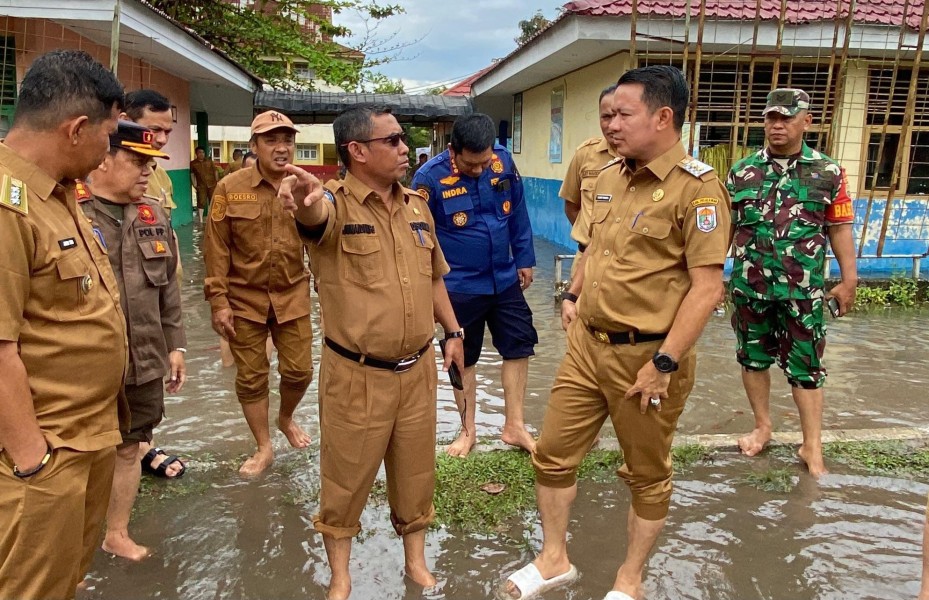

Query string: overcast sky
[334,1,566,93]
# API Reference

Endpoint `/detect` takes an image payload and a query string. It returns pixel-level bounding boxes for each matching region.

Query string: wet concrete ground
[80,225,929,599]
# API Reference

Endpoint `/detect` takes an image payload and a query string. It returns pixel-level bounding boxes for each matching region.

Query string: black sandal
[140,447,186,479]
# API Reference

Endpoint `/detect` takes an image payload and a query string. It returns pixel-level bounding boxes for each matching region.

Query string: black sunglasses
[342,131,407,147]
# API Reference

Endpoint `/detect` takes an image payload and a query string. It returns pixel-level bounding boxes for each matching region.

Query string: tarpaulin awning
[254,91,473,124]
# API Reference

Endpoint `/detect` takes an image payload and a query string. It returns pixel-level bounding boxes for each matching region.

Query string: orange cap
[251,110,298,135]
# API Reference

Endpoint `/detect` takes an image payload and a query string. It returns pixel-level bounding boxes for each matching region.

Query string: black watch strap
[652,352,679,373]
[444,329,464,339]
[561,291,579,303]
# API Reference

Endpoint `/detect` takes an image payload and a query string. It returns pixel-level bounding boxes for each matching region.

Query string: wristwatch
[444,328,464,340]
[652,352,679,373]
[561,291,579,303]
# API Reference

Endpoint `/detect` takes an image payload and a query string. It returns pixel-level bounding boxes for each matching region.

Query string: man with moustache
[203,110,314,476]
[80,121,186,561]
[0,49,128,599]
[277,106,464,600]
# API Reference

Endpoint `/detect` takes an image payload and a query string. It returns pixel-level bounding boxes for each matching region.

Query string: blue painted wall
[523,175,929,278]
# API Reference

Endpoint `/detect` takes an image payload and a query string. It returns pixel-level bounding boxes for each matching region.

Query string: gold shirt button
[615,217,621,223]
[643,227,649,233]
[604,250,610,256]
[403,277,409,283]
[629,186,636,192]
[592,281,598,288]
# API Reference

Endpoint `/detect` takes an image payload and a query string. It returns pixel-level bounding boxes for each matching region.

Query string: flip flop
[604,591,636,600]
[140,447,186,479]
[497,563,578,600]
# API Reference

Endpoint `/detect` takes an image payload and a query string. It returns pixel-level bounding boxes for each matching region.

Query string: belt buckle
[394,354,418,373]
[595,331,610,343]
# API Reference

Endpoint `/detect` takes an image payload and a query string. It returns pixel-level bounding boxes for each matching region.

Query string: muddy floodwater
[80,226,929,600]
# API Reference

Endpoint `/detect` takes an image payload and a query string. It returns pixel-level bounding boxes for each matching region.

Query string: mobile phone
[826,296,840,318]
[438,339,464,390]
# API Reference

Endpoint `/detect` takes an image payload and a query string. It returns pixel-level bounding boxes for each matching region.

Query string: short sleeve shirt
[0,142,129,451]
[559,137,619,247]
[304,172,449,359]
[579,142,732,334]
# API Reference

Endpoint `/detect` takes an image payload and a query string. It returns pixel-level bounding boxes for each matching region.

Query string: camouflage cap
[763,88,811,117]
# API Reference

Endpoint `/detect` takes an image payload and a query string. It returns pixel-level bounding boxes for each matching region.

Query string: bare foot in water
[738,427,771,456]
[445,428,476,458]
[798,444,828,479]
[405,563,437,588]
[278,415,311,449]
[327,574,351,600]
[501,426,536,453]
[239,448,273,476]
[102,531,150,562]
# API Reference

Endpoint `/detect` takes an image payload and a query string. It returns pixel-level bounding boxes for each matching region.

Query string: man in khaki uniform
[560,84,620,278]
[190,146,218,220]
[277,106,464,600]
[0,50,128,600]
[503,66,731,600]
[80,121,187,561]
[227,148,244,175]
[204,111,313,476]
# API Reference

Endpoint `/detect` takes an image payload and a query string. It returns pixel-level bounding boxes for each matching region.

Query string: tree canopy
[515,9,551,46]
[151,0,411,91]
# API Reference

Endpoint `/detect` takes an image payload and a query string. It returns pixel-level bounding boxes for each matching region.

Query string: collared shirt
[579,142,732,334]
[411,144,535,295]
[190,157,218,189]
[203,165,310,324]
[145,164,177,211]
[559,137,619,247]
[303,172,449,359]
[80,196,185,386]
[0,142,129,451]
[727,142,854,300]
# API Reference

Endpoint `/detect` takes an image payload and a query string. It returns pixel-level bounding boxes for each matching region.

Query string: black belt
[577,243,588,252]
[324,338,432,373]
[588,327,666,345]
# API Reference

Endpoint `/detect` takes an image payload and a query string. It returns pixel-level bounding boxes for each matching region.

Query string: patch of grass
[672,444,714,469]
[577,448,623,481]
[823,441,929,476]
[741,468,795,493]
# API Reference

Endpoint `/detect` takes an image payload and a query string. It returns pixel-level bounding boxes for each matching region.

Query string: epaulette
[0,173,28,215]
[678,156,714,179]
[75,179,92,203]
[602,156,624,170]
[578,137,602,150]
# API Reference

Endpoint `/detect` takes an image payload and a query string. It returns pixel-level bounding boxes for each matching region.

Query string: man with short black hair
[228,148,244,174]
[503,65,731,600]
[191,145,218,221]
[0,49,128,599]
[277,105,464,600]
[81,120,186,561]
[123,89,177,218]
[412,113,537,457]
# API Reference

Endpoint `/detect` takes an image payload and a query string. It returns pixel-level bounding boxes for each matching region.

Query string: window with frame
[296,144,318,161]
[512,93,523,154]
[863,67,929,195]
[0,36,16,129]
[209,143,221,161]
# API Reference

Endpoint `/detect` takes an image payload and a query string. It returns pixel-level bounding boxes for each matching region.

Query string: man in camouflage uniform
[727,88,858,478]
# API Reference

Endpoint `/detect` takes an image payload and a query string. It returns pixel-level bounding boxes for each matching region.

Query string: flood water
[80,225,929,600]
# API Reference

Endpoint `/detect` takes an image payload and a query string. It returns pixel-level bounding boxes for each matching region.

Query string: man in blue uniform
[412,113,537,457]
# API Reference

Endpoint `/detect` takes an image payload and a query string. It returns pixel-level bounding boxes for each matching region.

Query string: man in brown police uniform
[0,50,128,600]
[80,121,187,561]
[276,106,464,600]
[560,84,620,278]
[503,66,731,600]
[190,145,219,221]
[123,90,178,218]
[204,110,313,476]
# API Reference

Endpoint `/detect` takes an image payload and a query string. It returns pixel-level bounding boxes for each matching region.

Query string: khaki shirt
[579,142,731,334]
[227,162,242,175]
[190,157,218,189]
[145,164,177,211]
[203,166,310,324]
[0,142,129,451]
[560,137,619,247]
[80,196,185,386]
[305,172,449,359]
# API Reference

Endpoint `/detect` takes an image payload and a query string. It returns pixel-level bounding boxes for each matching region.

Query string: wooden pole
[741,0,763,148]
[110,0,121,73]
[687,0,706,156]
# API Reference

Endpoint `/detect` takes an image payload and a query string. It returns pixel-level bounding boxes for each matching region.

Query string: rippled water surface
[80,226,929,599]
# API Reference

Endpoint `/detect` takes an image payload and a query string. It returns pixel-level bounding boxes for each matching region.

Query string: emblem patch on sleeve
[452,211,468,227]
[137,205,157,225]
[416,186,430,202]
[696,206,718,232]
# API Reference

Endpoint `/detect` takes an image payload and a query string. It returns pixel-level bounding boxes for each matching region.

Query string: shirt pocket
[443,196,475,229]
[138,240,172,287]
[340,234,383,286]
[226,202,265,250]
[493,177,514,220]
[53,252,95,320]
[621,214,673,267]
[411,230,435,277]
[580,178,598,211]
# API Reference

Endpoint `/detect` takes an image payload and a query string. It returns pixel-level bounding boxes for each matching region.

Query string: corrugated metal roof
[254,91,473,124]
[563,0,926,29]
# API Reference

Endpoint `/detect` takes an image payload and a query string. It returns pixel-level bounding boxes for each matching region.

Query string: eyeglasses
[342,131,407,148]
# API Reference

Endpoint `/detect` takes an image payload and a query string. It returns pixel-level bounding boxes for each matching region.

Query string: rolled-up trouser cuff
[312,515,361,540]
[390,504,435,536]
[631,496,672,521]
[533,464,578,489]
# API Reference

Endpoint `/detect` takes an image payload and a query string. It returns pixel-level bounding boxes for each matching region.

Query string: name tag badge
[59,237,77,250]
[595,194,612,203]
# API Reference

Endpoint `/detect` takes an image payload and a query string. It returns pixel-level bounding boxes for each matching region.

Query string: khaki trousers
[229,314,313,404]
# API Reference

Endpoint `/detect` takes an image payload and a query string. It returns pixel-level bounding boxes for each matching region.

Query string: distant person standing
[0,49,128,600]
[411,151,428,179]
[412,113,537,458]
[203,111,314,476]
[560,84,619,277]
[727,88,857,478]
[227,149,244,175]
[190,146,218,221]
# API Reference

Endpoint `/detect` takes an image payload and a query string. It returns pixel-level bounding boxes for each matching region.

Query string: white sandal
[604,591,636,600]
[497,562,579,600]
